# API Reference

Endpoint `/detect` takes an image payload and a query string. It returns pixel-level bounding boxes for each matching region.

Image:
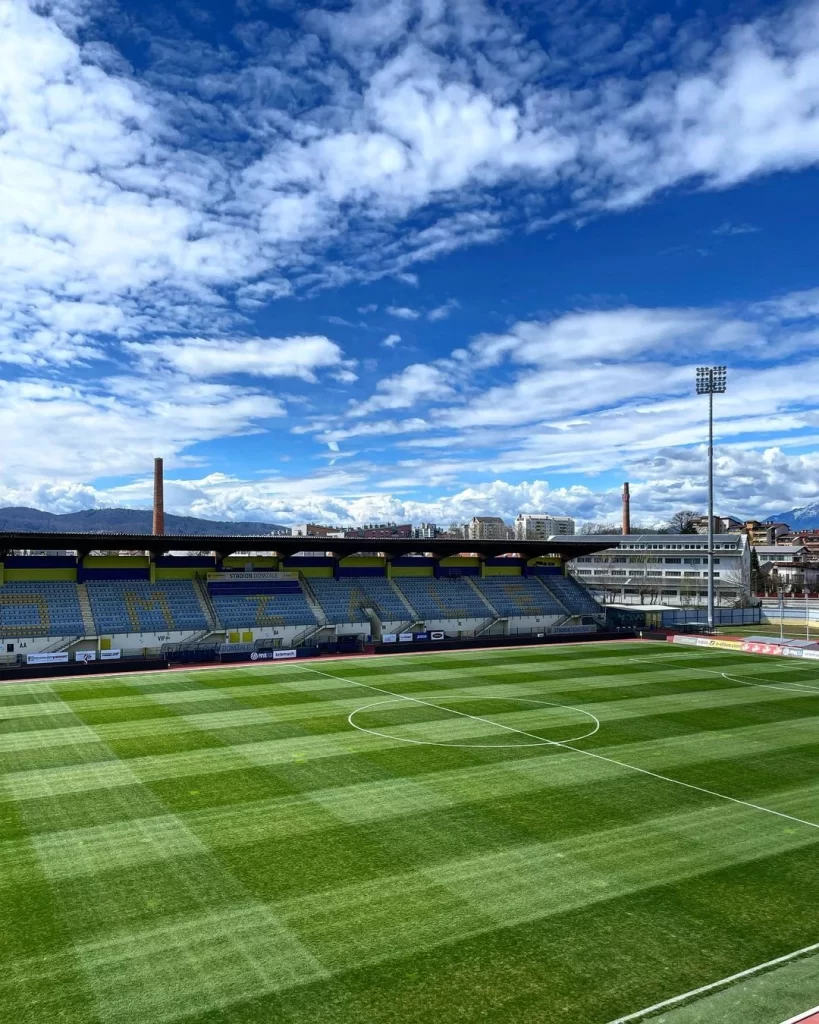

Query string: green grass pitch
[3,642,819,1024]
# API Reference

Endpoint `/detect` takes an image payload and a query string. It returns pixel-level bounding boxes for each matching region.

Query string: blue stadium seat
[0,582,85,637]
[474,578,563,616]
[211,590,317,628]
[310,578,408,624]
[540,575,603,615]
[86,581,207,634]
[394,578,490,619]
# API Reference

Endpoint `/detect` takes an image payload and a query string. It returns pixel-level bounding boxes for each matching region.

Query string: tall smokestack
[152,457,165,536]
[622,482,631,536]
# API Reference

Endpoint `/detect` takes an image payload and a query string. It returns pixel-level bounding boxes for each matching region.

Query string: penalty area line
[601,940,819,1024]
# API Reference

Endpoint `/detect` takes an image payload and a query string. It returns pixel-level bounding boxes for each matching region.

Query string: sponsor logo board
[429,631,445,640]
[382,634,397,643]
[26,652,69,665]
[207,571,296,583]
[741,641,784,656]
[100,649,121,660]
[672,635,701,646]
[398,633,414,642]
[413,632,429,642]
[249,649,297,661]
[75,651,96,663]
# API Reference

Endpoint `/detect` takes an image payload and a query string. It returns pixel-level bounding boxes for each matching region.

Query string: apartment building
[467,517,511,541]
[568,532,751,606]
[514,513,575,539]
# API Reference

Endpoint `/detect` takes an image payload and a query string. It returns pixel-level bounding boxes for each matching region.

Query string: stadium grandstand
[0,531,608,661]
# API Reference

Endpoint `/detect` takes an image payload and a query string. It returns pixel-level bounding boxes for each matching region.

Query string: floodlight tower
[695,366,727,630]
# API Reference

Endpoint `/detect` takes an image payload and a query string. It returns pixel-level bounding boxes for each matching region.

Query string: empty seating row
[394,578,491,619]
[473,578,563,616]
[541,575,603,615]
[86,581,207,634]
[0,582,85,637]
[310,578,408,624]
[211,592,317,628]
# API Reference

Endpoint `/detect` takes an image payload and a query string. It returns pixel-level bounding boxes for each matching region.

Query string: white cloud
[125,335,346,382]
[381,333,402,348]
[358,304,378,314]
[713,221,759,236]
[386,306,421,320]
[427,298,459,321]
[348,363,454,416]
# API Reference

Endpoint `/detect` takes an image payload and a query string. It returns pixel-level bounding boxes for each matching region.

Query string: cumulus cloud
[125,335,348,382]
[381,333,402,348]
[386,306,421,320]
[428,299,459,321]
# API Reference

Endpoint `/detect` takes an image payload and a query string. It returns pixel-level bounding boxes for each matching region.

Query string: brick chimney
[622,482,631,536]
[152,457,165,536]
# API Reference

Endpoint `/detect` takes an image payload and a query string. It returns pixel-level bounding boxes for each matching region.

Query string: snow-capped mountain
[766,501,819,529]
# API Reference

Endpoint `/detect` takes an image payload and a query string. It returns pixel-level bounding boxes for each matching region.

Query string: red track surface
[783,1010,819,1023]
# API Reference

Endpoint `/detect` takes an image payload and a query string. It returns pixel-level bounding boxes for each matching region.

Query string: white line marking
[347,695,600,749]
[601,940,819,1024]
[629,656,819,696]
[296,664,819,833]
[780,1005,819,1024]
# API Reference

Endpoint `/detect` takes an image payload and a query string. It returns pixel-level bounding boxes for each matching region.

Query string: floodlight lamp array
[695,365,727,394]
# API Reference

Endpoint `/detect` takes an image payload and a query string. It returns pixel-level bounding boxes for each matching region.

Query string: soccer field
[3,643,819,1024]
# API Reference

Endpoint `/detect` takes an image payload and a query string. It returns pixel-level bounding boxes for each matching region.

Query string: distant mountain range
[765,500,819,530]
[0,507,289,536]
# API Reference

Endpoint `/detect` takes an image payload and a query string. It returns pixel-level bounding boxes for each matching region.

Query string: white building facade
[515,514,575,539]
[467,517,510,540]
[568,533,751,606]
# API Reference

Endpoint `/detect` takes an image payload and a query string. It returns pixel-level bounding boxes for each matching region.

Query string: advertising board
[26,652,69,665]
[207,572,296,583]
[429,631,445,640]
[250,649,297,661]
[75,651,96,663]
[398,633,414,642]
[741,641,784,656]
[100,649,121,660]
[413,632,429,642]
[382,634,397,643]
[671,635,701,646]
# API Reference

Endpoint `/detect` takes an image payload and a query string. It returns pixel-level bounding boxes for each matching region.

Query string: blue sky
[3,0,819,527]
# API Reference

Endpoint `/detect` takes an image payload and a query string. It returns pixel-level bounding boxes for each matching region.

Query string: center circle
[348,695,600,748]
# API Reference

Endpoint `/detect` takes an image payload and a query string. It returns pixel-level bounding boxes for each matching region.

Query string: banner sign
[429,631,445,640]
[398,633,414,642]
[741,641,784,656]
[75,651,96,663]
[413,632,429,642]
[693,637,742,651]
[207,572,295,583]
[100,649,121,660]
[27,652,69,665]
[382,633,397,643]
[250,649,297,661]
[801,649,819,660]
[671,635,701,646]
[780,646,804,658]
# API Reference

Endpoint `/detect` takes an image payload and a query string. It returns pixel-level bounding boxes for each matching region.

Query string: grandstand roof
[0,531,615,561]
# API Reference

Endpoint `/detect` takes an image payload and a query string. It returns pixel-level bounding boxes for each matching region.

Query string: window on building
[684,572,699,578]
[684,558,700,565]
[630,571,645,577]
[665,558,682,563]
[661,589,678,596]
[647,570,662,577]
[665,571,681,577]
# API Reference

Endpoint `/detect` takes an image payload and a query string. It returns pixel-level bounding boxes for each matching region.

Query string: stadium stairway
[193,576,222,632]
[465,577,500,616]
[76,583,97,636]
[297,576,329,626]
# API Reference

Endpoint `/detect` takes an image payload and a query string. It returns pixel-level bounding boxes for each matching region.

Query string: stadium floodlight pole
[696,366,727,631]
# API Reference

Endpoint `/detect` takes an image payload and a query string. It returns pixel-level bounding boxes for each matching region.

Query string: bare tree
[668,510,700,534]
[579,521,621,535]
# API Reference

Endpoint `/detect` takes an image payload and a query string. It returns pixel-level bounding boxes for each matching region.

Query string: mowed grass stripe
[3,643,819,1024]
[10,687,331,1024]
